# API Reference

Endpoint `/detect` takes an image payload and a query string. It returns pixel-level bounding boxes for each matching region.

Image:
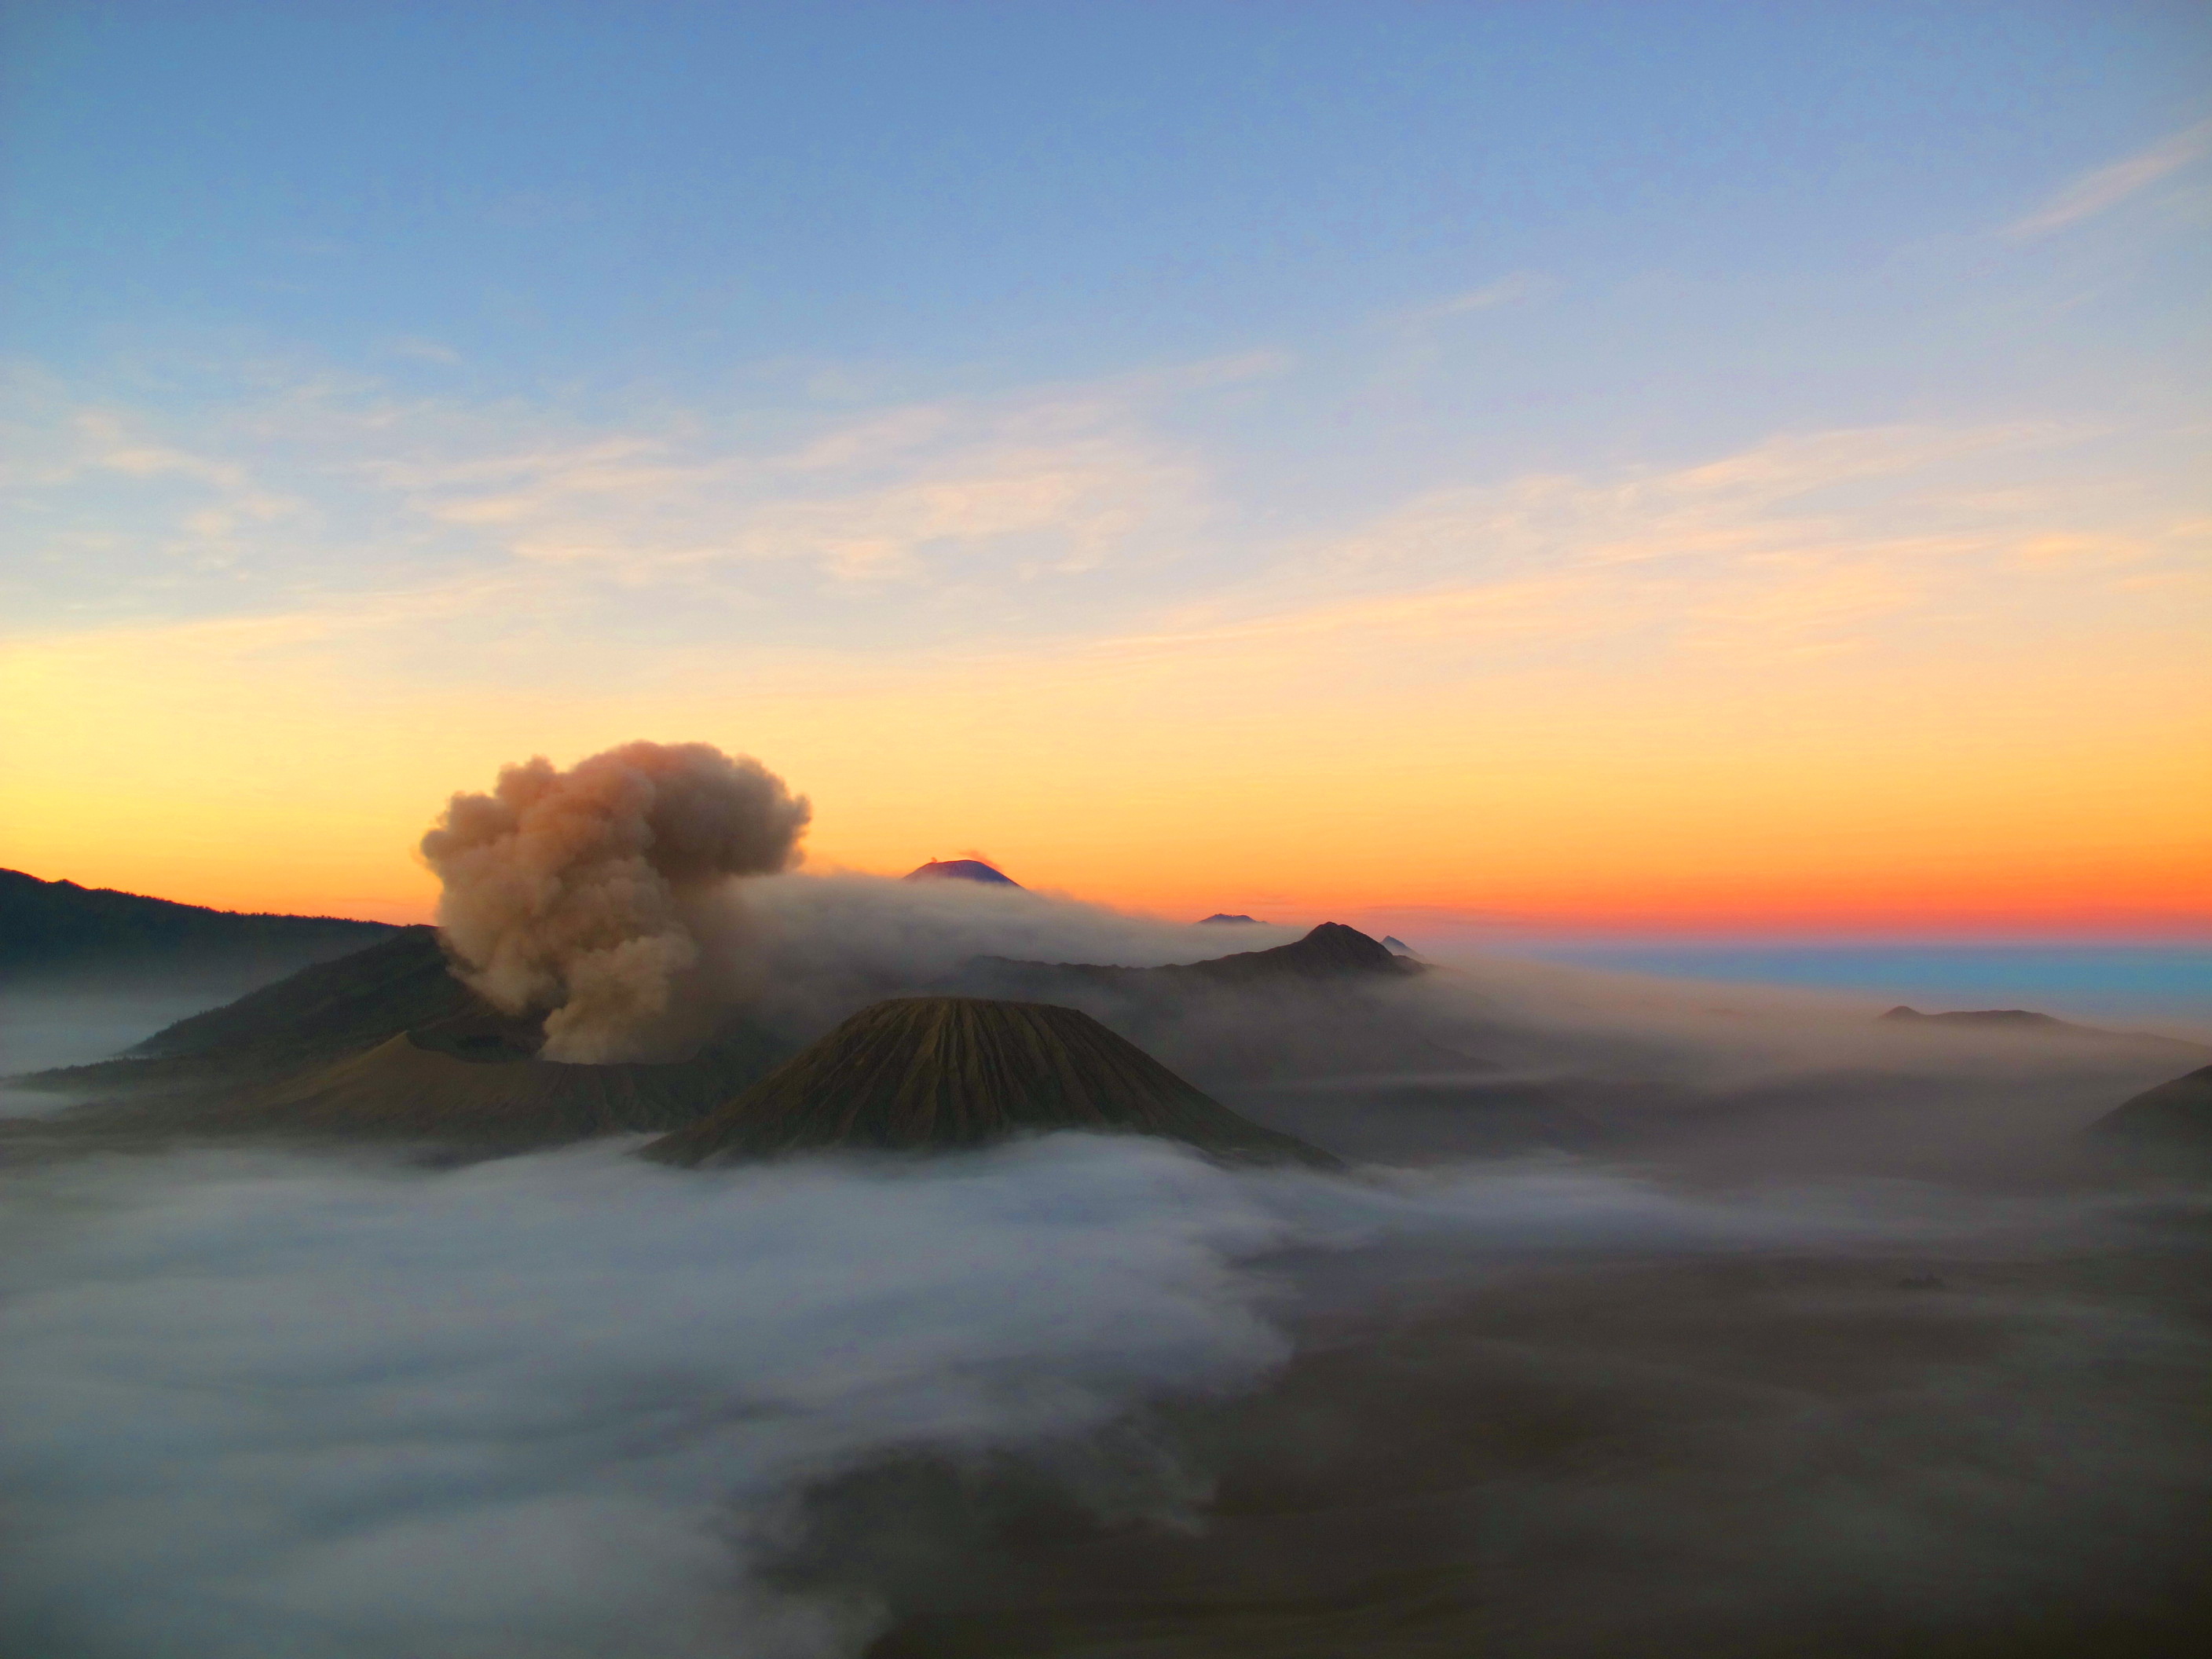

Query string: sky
[2,0,2207,944]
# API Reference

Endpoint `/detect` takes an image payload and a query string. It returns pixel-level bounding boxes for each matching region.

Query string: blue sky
[2,2,2207,960]
[9,2,2205,410]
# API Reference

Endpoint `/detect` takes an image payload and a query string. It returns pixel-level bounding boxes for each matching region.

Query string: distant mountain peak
[903,859,1020,887]
[1251,922,1419,978]
[1199,913,1262,925]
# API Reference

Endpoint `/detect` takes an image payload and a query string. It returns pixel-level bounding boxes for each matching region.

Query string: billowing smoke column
[420,742,811,1062]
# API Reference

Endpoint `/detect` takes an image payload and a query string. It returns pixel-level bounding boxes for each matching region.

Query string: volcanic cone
[641,996,1334,1166]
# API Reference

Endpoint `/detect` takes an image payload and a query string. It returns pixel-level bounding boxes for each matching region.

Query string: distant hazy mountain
[950,922,1463,1090]
[1881,1005,2065,1029]
[643,995,1331,1166]
[903,859,1020,886]
[1881,1004,2206,1056]
[975,922,1419,992]
[1199,913,1262,924]
[0,867,393,983]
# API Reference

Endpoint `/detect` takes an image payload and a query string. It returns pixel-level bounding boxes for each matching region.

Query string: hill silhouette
[2089,1064,2212,1150]
[976,921,1419,991]
[643,996,1333,1167]
[904,859,1020,886]
[1881,1005,2067,1030]
[0,867,392,983]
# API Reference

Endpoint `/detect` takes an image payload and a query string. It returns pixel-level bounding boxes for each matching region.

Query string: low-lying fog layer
[0,980,265,1117]
[2,1133,2206,1658]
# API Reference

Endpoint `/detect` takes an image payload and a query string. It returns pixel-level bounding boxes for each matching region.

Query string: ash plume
[420,742,810,1062]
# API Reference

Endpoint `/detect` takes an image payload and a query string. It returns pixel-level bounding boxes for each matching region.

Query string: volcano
[904,859,1020,887]
[641,996,1333,1167]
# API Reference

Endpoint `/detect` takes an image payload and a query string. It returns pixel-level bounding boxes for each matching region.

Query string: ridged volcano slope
[642,997,1334,1167]
[165,1026,788,1148]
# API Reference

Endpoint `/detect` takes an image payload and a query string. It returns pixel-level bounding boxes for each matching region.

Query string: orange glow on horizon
[5,526,2206,942]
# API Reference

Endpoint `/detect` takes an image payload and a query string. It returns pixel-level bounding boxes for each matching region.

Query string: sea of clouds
[4,1130,2196,1658]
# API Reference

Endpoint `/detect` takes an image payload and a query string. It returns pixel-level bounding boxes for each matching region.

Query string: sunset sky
[3,2,2207,942]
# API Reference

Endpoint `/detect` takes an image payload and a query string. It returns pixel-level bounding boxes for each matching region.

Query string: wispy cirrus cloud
[1398,271,1552,325]
[0,361,1226,651]
[2004,119,2212,239]
[5,343,2200,698]
[1105,420,2187,670]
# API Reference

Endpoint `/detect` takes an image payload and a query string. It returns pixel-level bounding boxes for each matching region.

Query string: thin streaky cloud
[1407,271,1551,323]
[2004,119,2212,239]
[389,337,464,365]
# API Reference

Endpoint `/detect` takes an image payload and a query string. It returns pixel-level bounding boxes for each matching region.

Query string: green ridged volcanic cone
[641,996,1335,1167]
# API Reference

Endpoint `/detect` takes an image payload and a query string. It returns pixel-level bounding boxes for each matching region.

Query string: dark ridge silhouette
[1881,1005,2063,1029]
[904,859,1020,887]
[0,866,392,983]
[2089,1064,2212,1148]
[137,1026,789,1148]
[976,922,1420,991]
[642,997,1334,1168]
[1199,913,1262,925]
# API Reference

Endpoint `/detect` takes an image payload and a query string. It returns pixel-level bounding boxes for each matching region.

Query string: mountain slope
[160,1027,789,1147]
[643,996,1333,1166]
[2090,1064,2212,1148]
[0,867,392,983]
[15,927,509,1097]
